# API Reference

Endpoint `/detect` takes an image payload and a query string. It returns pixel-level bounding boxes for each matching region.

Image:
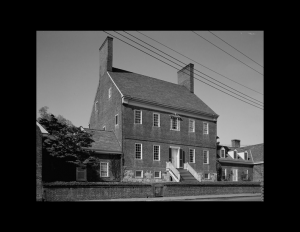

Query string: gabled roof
[108,68,218,117]
[83,128,122,154]
[235,143,264,163]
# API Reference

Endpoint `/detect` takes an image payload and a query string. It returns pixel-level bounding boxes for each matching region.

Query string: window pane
[136,144,142,159]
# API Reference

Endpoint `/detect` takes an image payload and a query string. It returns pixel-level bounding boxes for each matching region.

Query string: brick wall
[43,182,261,201]
[122,105,217,182]
[36,125,43,201]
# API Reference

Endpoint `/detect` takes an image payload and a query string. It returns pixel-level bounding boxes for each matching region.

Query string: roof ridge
[110,69,190,91]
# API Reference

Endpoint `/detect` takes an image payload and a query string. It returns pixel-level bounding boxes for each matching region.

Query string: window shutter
[183,150,185,163]
[169,148,172,162]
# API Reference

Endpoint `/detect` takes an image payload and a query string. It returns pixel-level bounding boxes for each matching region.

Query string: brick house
[217,139,263,182]
[87,36,219,183]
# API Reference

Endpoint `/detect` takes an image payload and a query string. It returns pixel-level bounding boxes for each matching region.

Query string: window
[222,168,227,179]
[203,150,209,164]
[244,151,248,160]
[100,162,109,177]
[220,148,225,158]
[153,113,160,127]
[108,87,112,98]
[135,143,142,159]
[203,122,208,134]
[189,119,195,132]
[103,126,106,131]
[234,150,237,159]
[94,101,98,112]
[204,173,210,179]
[154,171,161,178]
[170,117,180,131]
[189,149,195,163]
[153,145,160,161]
[245,169,248,180]
[115,114,118,126]
[135,170,143,178]
[134,110,142,124]
[76,167,87,181]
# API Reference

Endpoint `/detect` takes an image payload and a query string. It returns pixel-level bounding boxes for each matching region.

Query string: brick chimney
[99,36,113,77]
[231,139,240,148]
[177,63,194,93]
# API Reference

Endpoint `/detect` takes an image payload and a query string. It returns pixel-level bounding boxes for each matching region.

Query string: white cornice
[121,96,218,122]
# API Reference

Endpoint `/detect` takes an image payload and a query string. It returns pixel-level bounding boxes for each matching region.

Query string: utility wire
[122,31,263,106]
[208,31,263,68]
[136,31,263,96]
[114,31,263,107]
[103,31,263,110]
[192,31,264,76]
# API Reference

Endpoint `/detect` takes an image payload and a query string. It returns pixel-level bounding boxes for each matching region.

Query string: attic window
[95,101,98,112]
[109,87,112,99]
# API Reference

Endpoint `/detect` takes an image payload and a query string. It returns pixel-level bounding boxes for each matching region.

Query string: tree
[38,107,95,165]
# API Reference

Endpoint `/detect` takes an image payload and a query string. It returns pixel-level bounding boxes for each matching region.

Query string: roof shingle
[108,68,218,117]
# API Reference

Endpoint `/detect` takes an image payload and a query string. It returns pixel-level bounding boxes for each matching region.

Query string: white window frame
[135,170,143,178]
[153,145,160,161]
[108,87,112,99]
[189,149,195,163]
[203,150,209,164]
[100,162,109,177]
[153,113,160,127]
[76,167,87,181]
[232,169,238,181]
[189,119,195,132]
[115,114,118,126]
[225,168,227,177]
[220,147,225,158]
[94,101,98,112]
[154,171,161,178]
[245,169,248,179]
[244,151,248,160]
[134,110,142,124]
[203,122,209,134]
[135,143,142,160]
[170,117,180,131]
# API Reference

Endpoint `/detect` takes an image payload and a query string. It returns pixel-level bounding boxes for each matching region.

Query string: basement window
[204,173,210,179]
[154,171,161,178]
[135,170,143,178]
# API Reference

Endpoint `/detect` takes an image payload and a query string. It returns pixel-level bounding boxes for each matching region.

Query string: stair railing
[184,162,201,182]
[166,162,180,182]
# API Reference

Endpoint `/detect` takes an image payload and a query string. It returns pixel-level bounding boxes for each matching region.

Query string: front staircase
[177,169,199,183]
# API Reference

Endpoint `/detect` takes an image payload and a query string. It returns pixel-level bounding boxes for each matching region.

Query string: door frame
[170,146,180,168]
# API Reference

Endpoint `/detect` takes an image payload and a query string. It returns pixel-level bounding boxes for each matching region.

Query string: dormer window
[109,87,112,99]
[244,151,248,160]
[234,150,237,159]
[220,148,225,158]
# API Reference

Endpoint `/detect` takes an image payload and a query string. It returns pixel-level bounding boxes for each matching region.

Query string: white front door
[232,169,238,181]
[171,148,179,168]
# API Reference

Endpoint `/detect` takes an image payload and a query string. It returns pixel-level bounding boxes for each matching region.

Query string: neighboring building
[217,139,263,182]
[87,36,219,183]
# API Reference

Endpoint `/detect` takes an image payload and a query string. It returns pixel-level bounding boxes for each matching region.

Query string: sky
[37,31,263,147]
